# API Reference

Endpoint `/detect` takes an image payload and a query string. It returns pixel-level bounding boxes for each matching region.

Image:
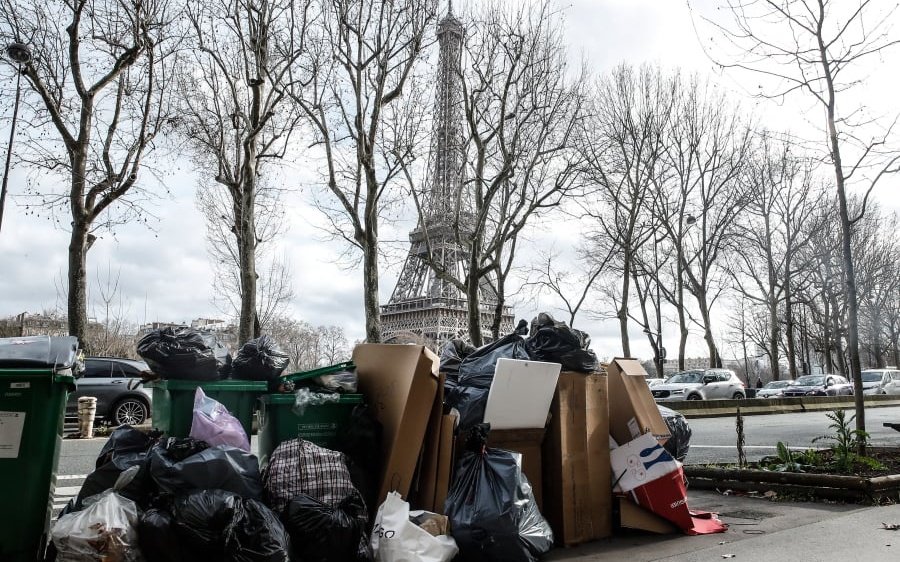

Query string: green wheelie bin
[0,335,79,561]
[146,378,267,438]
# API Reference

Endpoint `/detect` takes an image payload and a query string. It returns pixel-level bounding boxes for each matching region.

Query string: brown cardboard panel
[618,496,678,534]
[542,371,611,546]
[410,372,446,512]
[433,411,458,514]
[607,358,671,446]
[353,344,439,504]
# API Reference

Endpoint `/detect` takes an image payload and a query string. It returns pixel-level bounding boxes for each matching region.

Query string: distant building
[191,318,229,332]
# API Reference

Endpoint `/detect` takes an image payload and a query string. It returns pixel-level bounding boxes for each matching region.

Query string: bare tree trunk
[698,296,719,368]
[237,176,257,345]
[618,259,632,356]
[768,295,780,380]
[677,248,687,370]
[67,219,89,347]
[362,232,381,343]
[466,269,483,347]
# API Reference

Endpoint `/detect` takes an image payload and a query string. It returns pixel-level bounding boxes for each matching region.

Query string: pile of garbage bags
[137,328,289,383]
[445,312,599,432]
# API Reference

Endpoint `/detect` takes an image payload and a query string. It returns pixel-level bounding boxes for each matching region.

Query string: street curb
[667,395,900,418]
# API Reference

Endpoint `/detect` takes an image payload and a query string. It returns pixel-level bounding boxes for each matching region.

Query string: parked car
[645,378,666,387]
[781,374,853,397]
[66,357,153,426]
[861,369,900,395]
[756,380,795,399]
[651,368,746,401]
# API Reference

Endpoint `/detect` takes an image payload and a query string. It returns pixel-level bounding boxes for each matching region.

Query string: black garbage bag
[149,441,263,499]
[226,499,292,562]
[172,489,245,556]
[138,508,190,562]
[332,403,383,519]
[445,333,530,432]
[524,313,599,373]
[445,424,553,562]
[281,491,369,562]
[440,339,477,393]
[658,404,692,462]
[75,425,158,509]
[137,327,230,380]
[232,335,290,383]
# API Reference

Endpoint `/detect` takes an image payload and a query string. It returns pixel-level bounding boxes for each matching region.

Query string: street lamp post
[0,42,32,234]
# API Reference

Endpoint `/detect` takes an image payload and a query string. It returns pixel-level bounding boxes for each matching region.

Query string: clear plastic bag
[189,387,251,451]
[292,387,340,416]
[316,370,358,393]
[51,489,141,562]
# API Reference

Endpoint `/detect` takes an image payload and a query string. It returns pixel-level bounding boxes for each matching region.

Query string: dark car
[66,357,153,426]
[782,374,853,397]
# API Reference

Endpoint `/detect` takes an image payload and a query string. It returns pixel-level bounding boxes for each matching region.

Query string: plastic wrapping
[137,327,230,380]
[149,441,263,499]
[371,491,458,562]
[232,335,290,382]
[524,312,599,373]
[227,499,292,562]
[280,491,369,562]
[75,425,157,509]
[292,387,341,416]
[316,370,359,393]
[444,424,553,562]
[190,387,251,451]
[440,339,476,393]
[51,490,142,562]
[658,404,692,462]
[445,334,530,432]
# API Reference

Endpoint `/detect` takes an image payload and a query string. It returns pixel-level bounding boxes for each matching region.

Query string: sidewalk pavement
[548,489,900,561]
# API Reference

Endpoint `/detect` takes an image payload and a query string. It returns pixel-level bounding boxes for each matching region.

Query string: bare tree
[0,0,178,344]
[522,246,609,328]
[290,0,437,343]
[710,0,900,449]
[173,0,311,345]
[85,265,137,357]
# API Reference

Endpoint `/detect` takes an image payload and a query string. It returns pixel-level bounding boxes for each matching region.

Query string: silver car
[861,369,900,395]
[66,357,153,425]
[651,369,747,401]
[756,380,795,399]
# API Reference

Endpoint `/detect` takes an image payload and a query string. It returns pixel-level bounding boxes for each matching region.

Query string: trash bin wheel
[111,397,149,426]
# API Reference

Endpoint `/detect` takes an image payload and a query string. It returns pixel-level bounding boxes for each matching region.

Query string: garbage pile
[53,313,722,561]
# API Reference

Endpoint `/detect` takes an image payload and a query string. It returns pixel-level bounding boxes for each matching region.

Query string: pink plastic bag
[189,387,251,451]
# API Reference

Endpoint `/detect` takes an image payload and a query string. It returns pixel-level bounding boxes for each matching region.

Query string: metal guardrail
[662,394,900,418]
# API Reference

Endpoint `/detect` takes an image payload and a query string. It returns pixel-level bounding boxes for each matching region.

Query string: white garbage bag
[370,491,458,562]
[51,489,142,562]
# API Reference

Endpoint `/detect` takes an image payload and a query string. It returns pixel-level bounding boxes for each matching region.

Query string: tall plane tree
[175,0,312,344]
[0,0,176,346]
[711,0,900,448]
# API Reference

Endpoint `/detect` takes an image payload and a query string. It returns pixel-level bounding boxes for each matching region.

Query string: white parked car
[861,369,900,395]
[756,380,795,399]
[651,369,747,401]
[645,378,666,387]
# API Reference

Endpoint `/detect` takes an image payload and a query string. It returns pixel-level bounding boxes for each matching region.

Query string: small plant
[813,410,869,473]
[796,448,824,467]
[764,441,806,472]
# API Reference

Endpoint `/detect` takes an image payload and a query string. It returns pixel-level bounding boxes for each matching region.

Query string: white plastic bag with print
[370,491,458,562]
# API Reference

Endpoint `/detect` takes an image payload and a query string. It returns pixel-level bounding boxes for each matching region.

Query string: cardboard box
[353,344,439,505]
[410,369,457,514]
[606,358,670,447]
[542,371,612,546]
[616,496,678,534]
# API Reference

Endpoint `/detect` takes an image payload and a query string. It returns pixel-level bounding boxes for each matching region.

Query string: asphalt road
[683,404,900,465]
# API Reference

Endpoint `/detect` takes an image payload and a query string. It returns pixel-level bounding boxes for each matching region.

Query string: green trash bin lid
[0,335,80,370]
[281,361,355,384]
[147,378,267,391]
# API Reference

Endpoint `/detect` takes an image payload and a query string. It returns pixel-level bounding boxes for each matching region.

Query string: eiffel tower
[381,2,514,348]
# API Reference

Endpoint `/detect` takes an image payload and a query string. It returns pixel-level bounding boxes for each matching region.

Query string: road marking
[692,445,824,450]
[57,474,88,480]
[54,486,81,496]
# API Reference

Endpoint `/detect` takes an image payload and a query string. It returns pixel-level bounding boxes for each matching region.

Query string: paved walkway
[548,490,899,561]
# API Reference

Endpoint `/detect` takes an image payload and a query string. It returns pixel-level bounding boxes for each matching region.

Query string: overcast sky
[0,0,897,362]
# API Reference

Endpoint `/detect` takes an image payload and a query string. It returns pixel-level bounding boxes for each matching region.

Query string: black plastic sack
[227,499,292,562]
[333,404,383,518]
[137,327,230,380]
[75,425,157,509]
[232,335,290,382]
[524,313,599,373]
[440,339,476,392]
[138,508,189,562]
[445,333,530,432]
[445,424,553,562]
[173,489,245,556]
[149,441,263,499]
[658,404,692,462]
[281,492,369,562]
